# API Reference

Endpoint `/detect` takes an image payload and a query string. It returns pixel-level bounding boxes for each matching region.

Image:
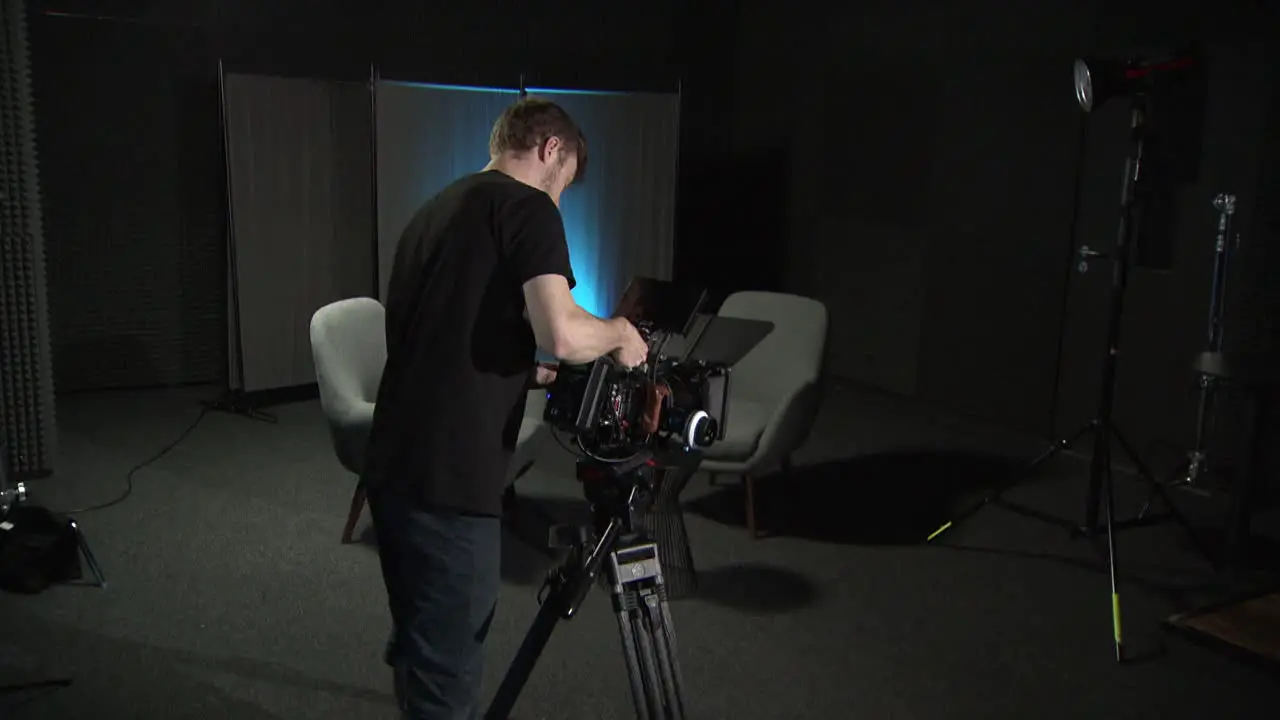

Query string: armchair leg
[742,474,759,539]
[342,480,367,544]
[708,472,718,486]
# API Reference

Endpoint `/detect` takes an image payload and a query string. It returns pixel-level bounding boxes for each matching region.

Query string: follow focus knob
[683,410,716,449]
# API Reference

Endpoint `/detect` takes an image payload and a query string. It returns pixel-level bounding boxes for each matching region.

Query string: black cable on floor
[58,406,211,514]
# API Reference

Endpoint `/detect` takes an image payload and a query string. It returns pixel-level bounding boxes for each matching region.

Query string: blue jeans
[369,489,502,720]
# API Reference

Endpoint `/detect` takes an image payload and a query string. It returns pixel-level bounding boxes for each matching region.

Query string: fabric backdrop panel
[528,89,680,317]
[374,83,680,318]
[374,82,518,301]
[222,72,375,393]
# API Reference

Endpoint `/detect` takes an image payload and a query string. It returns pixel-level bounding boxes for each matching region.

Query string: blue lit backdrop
[374,81,680,321]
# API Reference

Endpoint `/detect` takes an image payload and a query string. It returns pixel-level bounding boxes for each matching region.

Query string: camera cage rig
[541,277,774,465]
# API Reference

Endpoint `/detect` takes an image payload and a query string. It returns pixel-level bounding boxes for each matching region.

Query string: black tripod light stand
[485,448,694,720]
[928,56,1206,662]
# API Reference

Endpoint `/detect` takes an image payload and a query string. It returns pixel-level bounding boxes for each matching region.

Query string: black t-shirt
[362,170,575,516]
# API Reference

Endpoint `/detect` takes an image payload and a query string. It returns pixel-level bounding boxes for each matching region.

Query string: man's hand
[610,318,649,369]
[532,362,558,388]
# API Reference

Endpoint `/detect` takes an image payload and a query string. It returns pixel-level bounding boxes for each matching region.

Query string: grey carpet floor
[2,383,1278,719]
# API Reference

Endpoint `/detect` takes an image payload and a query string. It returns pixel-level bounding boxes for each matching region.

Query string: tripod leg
[619,604,660,717]
[1112,428,1213,561]
[484,581,566,720]
[609,540,690,719]
[645,595,686,719]
[631,609,666,715]
[616,607,654,720]
[1110,426,1170,518]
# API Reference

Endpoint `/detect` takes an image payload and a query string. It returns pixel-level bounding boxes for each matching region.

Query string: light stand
[928,89,1206,662]
[485,448,695,720]
[1173,193,1238,489]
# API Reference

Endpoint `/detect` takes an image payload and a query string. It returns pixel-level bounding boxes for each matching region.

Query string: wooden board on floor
[1167,592,1280,665]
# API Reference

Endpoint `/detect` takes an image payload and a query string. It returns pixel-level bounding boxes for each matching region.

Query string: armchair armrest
[702,381,821,476]
[751,381,821,471]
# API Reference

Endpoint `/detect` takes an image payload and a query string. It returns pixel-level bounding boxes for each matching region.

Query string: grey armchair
[310,297,551,542]
[310,297,387,543]
[700,291,828,538]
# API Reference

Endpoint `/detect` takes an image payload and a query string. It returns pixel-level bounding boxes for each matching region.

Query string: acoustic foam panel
[0,0,57,477]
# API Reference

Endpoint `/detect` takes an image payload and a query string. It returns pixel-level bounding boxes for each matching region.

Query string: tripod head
[576,445,703,540]
[542,444,702,620]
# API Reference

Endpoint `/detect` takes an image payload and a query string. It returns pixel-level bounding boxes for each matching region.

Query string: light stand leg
[1101,436,1124,661]
[927,422,1093,542]
[0,677,73,694]
[69,518,106,588]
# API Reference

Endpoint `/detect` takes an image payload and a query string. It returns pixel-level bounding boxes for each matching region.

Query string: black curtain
[32,14,226,391]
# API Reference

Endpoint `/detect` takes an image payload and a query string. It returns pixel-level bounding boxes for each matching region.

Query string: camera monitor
[612,276,708,337]
[669,313,774,367]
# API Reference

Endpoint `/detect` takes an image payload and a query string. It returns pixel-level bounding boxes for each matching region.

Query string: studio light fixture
[1073,51,1198,112]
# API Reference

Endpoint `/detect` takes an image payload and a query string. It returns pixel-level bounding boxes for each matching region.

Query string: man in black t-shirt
[362,98,649,719]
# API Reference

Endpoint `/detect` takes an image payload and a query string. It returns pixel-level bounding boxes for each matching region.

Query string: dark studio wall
[728,0,1280,466]
[731,1,1100,435]
[25,0,1280,484]
[28,0,686,392]
[32,12,226,391]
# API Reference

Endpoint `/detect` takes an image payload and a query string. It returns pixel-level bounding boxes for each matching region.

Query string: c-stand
[927,97,1205,662]
[485,447,697,720]
[1171,192,1238,490]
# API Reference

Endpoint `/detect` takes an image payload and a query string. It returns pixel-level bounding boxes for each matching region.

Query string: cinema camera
[485,278,773,720]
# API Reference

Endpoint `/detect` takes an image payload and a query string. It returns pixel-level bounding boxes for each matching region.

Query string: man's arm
[523,274,626,364]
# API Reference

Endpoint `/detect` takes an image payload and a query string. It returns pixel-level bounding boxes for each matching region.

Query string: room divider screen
[220,68,376,393]
[221,72,679,396]
[374,81,680,318]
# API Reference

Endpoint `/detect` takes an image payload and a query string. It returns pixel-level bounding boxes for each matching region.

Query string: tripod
[485,449,696,720]
[927,97,1203,662]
